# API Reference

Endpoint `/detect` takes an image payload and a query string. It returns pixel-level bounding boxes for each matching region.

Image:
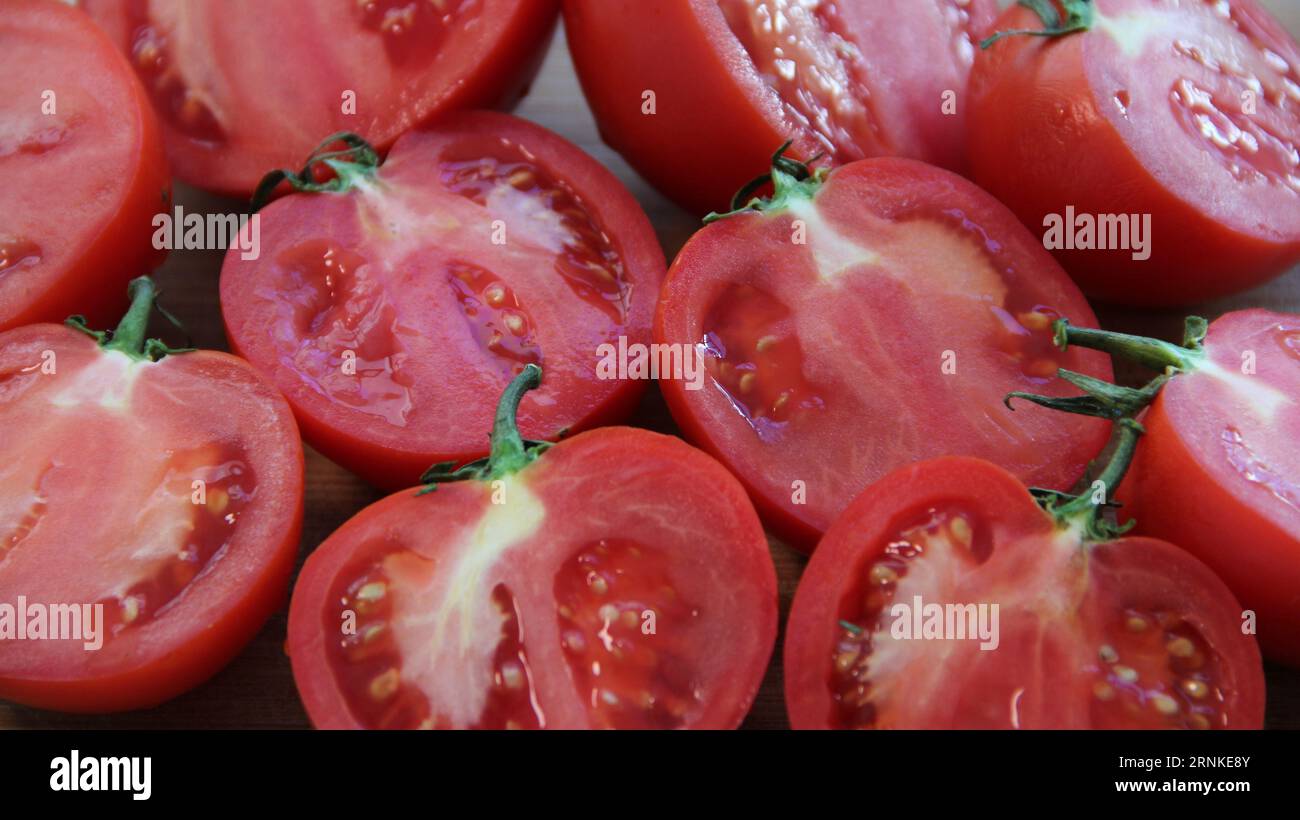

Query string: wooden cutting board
[4,14,1298,730]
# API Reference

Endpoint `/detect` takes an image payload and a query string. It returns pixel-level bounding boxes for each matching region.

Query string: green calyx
[1030,418,1145,542]
[981,0,1094,49]
[250,132,381,212]
[66,276,194,363]
[417,364,552,494]
[1004,315,1207,541]
[703,141,828,224]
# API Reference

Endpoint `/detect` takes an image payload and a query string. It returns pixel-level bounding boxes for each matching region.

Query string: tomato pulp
[0,279,304,712]
[288,366,777,729]
[655,152,1112,550]
[1057,311,1300,666]
[784,456,1265,729]
[0,0,169,333]
[969,0,1300,306]
[82,0,560,195]
[221,113,665,491]
[564,0,997,214]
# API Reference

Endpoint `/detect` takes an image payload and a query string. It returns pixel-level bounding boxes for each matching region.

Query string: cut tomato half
[221,112,665,490]
[564,0,997,213]
[0,279,304,713]
[655,152,1112,550]
[0,0,169,332]
[785,456,1266,729]
[82,0,560,195]
[288,366,777,729]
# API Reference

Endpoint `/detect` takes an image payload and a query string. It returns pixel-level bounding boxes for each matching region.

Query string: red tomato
[968,0,1300,307]
[563,0,998,214]
[221,112,665,491]
[0,0,169,333]
[1059,311,1300,666]
[654,153,1112,550]
[784,456,1265,729]
[0,278,304,713]
[81,0,559,196]
[288,365,777,729]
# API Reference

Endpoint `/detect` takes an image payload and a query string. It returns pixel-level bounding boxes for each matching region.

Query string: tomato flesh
[655,158,1112,549]
[288,427,777,730]
[1128,310,1300,665]
[0,0,169,331]
[222,112,665,490]
[83,0,560,195]
[784,457,1266,729]
[563,0,996,214]
[0,326,303,712]
[969,0,1300,305]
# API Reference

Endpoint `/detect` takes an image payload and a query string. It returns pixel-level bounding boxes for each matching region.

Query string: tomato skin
[968,0,1300,307]
[563,0,996,215]
[784,457,1266,729]
[221,111,665,491]
[288,426,777,729]
[0,324,304,713]
[0,0,169,332]
[655,156,1111,551]
[82,0,559,196]
[1126,310,1300,666]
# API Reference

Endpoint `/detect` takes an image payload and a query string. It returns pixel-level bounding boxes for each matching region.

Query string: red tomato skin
[563,0,997,215]
[288,426,777,729]
[220,111,665,491]
[655,157,1112,552]
[968,1,1300,307]
[784,456,1265,729]
[0,325,304,713]
[1127,310,1300,666]
[0,0,169,332]
[81,0,559,196]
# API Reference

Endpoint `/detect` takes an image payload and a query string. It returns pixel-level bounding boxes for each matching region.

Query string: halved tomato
[0,0,169,332]
[1056,311,1300,666]
[969,0,1300,305]
[563,0,997,214]
[287,365,777,729]
[785,455,1265,729]
[81,0,559,195]
[654,151,1112,550]
[221,112,665,491]
[0,278,304,713]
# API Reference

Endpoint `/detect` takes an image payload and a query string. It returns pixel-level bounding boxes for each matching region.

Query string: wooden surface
[4,13,1300,729]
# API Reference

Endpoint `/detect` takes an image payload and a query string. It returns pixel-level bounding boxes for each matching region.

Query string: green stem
[250,132,381,212]
[982,0,1094,49]
[417,364,553,492]
[703,141,827,223]
[1054,417,1144,532]
[65,276,193,363]
[1054,317,1206,373]
[102,277,156,357]
[486,364,542,475]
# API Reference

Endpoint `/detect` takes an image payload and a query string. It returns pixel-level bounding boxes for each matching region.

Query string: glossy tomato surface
[0,0,169,332]
[655,157,1112,550]
[221,112,665,490]
[0,324,304,712]
[288,426,777,729]
[82,0,559,195]
[1127,310,1300,665]
[785,457,1265,729]
[969,0,1300,306]
[564,0,997,214]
